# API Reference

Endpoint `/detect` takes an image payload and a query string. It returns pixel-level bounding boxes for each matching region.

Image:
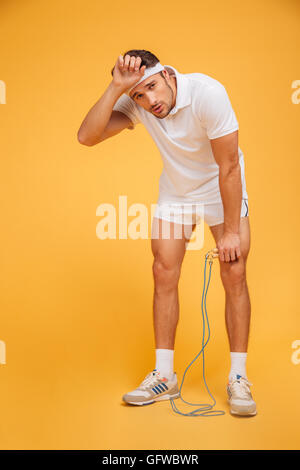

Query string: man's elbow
[218,156,240,174]
[77,131,95,146]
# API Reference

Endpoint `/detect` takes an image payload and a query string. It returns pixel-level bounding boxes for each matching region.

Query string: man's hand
[112,54,147,94]
[216,231,241,262]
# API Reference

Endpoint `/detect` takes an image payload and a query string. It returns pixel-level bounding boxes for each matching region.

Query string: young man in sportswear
[77,49,256,417]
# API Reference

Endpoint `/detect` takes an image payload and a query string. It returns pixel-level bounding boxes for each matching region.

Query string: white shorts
[153,199,249,227]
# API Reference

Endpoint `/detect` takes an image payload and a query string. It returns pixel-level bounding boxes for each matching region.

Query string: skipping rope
[169,248,225,417]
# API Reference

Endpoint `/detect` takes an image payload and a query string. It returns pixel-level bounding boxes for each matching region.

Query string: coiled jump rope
[169,248,225,417]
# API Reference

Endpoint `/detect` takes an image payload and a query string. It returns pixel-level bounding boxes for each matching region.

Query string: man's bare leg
[209,216,251,351]
[209,216,257,416]
[151,217,195,349]
[122,215,191,406]
[121,217,195,404]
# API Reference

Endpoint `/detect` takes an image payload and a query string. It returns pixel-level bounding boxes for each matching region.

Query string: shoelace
[229,377,253,399]
[139,370,161,390]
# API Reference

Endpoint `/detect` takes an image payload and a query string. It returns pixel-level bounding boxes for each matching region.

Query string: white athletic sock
[155,348,174,380]
[229,352,248,381]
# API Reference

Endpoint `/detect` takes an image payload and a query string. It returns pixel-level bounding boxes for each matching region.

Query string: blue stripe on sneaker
[152,383,169,394]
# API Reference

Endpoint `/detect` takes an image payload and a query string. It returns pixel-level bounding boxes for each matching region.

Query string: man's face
[129,70,176,119]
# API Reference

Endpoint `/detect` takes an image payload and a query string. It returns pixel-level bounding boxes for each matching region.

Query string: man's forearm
[219,164,242,234]
[77,81,124,146]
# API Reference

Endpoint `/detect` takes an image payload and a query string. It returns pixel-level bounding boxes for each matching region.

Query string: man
[77,50,256,416]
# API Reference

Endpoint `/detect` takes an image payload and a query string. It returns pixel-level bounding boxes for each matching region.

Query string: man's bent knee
[220,258,247,290]
[152,258,181,291]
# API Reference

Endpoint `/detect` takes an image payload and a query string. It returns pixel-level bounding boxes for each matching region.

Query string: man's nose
[148,96,158,109]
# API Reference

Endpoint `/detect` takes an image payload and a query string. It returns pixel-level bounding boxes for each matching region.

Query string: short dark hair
[111,49,164,78]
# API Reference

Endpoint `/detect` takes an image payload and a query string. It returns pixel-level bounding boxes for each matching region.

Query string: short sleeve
[112,94,141,129]
[199,85,239,139]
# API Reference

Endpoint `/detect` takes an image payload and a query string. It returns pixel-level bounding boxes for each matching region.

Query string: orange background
[0,0,300,449]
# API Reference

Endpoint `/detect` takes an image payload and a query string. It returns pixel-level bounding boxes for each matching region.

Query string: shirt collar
[163,65,191,116]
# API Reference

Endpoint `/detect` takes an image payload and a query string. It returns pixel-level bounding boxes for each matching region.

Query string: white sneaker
[227,375,257,416]
[122,369,180,406]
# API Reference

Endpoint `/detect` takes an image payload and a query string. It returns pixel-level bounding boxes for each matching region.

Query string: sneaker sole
[124,392,180,406]
[230,409,257,416]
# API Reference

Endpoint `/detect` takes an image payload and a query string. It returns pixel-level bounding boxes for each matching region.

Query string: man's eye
[137,84,155,99]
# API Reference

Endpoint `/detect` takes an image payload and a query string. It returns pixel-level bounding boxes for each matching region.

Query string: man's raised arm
[77,54,146,146]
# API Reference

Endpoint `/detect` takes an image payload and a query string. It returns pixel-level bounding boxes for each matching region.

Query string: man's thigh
[209,216,251,265]
[151,216,196,269]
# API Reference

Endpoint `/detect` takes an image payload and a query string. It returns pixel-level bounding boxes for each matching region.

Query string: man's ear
[161,69,169,81]
[162,68,175,82]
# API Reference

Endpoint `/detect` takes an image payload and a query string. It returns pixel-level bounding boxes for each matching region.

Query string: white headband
[126,62,165,96]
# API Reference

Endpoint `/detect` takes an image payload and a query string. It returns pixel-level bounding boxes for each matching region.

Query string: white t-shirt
[112,64,248,204]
